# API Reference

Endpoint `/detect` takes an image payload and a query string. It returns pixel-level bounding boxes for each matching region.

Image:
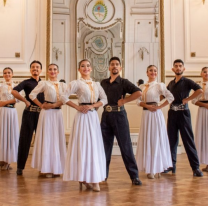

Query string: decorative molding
[165,70,201,78]
[0,0,26,64]
[76,0,126,79]
[131,7,158,15]
[77,17,123,32]
[184,0,208,63]
[53,0,70,9]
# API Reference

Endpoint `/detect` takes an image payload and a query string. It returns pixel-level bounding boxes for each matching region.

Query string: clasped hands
[146,105,161,112]
[76,105,94,114]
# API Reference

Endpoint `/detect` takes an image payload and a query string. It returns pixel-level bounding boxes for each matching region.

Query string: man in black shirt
[101,57,142,185]
[164,59,203,176]
[12,60,44,175]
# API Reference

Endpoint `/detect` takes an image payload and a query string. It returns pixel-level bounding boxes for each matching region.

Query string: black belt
[104,105,124,112]
[45,101,61,109]
[79,103,95,111]
[170,104,188,111]
[4,104,15,108]
[25,105,41,112]
[199,100,208,107]
[143,102,157,110]
[79,103,93,105]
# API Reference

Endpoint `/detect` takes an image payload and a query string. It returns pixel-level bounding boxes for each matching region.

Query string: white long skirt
[136,109,172,174]
[31,109,66,174]
[195,107,208,164]
[0,107,19,164]
[63,110,106,183]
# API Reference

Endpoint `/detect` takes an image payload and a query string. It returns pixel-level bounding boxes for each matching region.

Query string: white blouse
[0,82,17,102]
[192,81,208,104]
[60,79,108,106]
[137,81,174,106]
[29,80,67,102]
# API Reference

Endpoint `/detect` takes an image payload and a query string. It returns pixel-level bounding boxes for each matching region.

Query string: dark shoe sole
[16,169,23,176]
[193,173,203,177]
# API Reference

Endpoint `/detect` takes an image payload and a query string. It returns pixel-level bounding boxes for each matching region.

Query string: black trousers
[167,109,199,170]
[101,110,138,179]
[17,110,40,169]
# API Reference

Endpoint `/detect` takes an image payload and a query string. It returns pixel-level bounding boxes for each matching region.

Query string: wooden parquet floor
[1,154,208,206]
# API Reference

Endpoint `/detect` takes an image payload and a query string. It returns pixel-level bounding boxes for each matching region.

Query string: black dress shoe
[132,178,142,185]
[162,166,176,174]
[193,169,203,177]
[16,168,23,175]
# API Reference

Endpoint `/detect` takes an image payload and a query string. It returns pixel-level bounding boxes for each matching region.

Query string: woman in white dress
[29,64,66,177]
[136,65,174,179]
[61,59,107,192]
[0,67,19,170]
[192,66,208,172]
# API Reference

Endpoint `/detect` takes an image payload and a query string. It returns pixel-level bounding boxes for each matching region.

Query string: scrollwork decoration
[53,47,62,61]
[138,47,149,61]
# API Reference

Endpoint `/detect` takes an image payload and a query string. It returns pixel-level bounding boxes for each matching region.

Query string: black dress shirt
[101,76,141,105]
[167,76,201,104]
[13,77,44,106]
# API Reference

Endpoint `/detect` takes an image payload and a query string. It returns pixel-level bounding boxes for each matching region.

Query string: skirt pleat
[31,109,66,174]
[136,109,172,174]
[63,110,106,183]
[0,107,19,163]
[195,107,208,164]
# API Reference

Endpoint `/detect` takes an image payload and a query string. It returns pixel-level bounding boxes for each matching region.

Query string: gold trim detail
[46,0,51,80]
[160,0,165,83]
[0,76,46,79]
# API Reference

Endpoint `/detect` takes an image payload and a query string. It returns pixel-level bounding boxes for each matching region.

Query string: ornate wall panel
[53,0,70,14]
[76,0,124,81]
[0,0,25,63]
[0,0,47,72]
[184,0,208,63]
[52,14,70,80]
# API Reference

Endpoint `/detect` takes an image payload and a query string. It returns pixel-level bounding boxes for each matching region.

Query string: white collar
[48,79,59,84]
[80,78,93,83]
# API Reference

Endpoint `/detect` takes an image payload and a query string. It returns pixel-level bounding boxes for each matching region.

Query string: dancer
[101,56,142,185]
[164,59,203,176]
[61,59,107,192]
[0,67,19,170]
[192,67,208,172]
[12,60,44,175]
[135,65,174,179]
[29,63,66,177]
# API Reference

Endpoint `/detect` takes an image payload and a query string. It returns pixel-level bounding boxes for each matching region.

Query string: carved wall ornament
[154,15,159,37]
[85,0,115,24]
[138,47,149,61]
[53,47,62,61]
[77,17,123,32]
[92,0,108,23]
[91,35,108,52]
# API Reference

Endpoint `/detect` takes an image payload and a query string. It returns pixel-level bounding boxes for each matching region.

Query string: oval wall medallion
[86,0,115,24]
[91,36,107,52]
